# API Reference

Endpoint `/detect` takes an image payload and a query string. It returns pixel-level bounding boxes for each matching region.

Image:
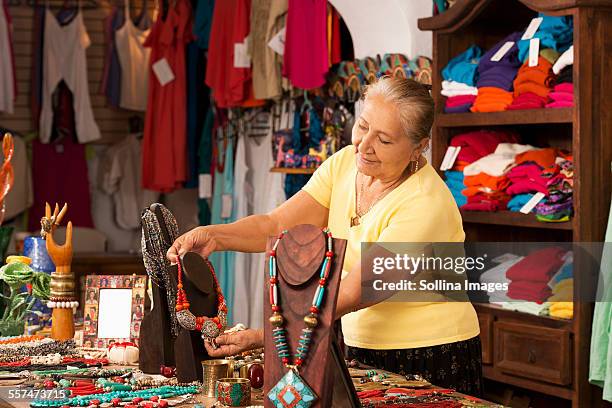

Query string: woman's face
[352,94,421,179]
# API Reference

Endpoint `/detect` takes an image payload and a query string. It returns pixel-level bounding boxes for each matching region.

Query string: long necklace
[174,259,228,341]
[267,228,334,408]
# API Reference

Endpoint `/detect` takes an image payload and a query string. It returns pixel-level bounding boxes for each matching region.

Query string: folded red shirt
[508,281,552,303]
[449,130,520,163]
[506,247,567,282]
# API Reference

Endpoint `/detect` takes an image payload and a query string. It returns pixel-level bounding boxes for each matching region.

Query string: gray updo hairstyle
[362,76,434,145]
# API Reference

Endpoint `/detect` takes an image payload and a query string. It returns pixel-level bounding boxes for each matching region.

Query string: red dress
[205,0,256,108]
[142,0,193,192]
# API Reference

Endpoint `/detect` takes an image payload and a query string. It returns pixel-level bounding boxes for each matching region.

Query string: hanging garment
[208,129,236,324]
[142,0,192,192]
[100,5,123,108]
[0,2,15,114]
[0,130,33,220]
[115,0,152,111]
[233,112,286,328]
[590,169,612,401]
[283,0,328,89]
[40,7,100,143]
[249,0,288,100]
[205,0,261,108]
[100,134,159,230]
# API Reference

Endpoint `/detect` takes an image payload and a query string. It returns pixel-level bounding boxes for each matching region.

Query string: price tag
[221,194,233,219]
[521,17,543,40]
[490,41,515,62]
[528,38,540,67]
[519,192,545,214]
[198,174,212,199]
[234,42,251,68]
[152,58,175,86]
[440,146,461,171]
[268,27,286,56]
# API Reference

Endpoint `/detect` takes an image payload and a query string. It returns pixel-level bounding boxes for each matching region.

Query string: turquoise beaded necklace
[267,228,333,408]
[30,385,200,407]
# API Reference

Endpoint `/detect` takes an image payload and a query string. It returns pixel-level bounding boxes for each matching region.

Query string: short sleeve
[301,151,336,209]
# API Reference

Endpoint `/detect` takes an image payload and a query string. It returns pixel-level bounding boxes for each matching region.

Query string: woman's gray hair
[363,76,434,144]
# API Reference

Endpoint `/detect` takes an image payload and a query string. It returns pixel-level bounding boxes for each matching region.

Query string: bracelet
[47,301,79,309]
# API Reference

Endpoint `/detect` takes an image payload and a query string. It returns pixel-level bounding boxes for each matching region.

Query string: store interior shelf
[460,210,573,230]
[270,167,316,174]
[436,108,573,127]
[474,303,573,332]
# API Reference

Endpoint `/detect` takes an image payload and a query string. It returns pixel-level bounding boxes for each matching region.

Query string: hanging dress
[115,0,152,111]
[142,0,192,191]
[40,4,100,143]
[209,124,236,325]
[233,111,286,328]
[0,2,15,114]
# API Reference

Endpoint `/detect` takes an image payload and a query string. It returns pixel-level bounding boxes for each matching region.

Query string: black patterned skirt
[347,336,483,397]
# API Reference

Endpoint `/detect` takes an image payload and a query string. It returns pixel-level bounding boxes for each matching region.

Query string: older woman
[167,77,482,395]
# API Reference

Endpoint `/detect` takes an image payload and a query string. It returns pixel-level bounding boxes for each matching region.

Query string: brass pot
[201,359,233,397]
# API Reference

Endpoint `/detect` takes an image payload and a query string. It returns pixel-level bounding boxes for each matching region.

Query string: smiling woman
[167,76,482,396]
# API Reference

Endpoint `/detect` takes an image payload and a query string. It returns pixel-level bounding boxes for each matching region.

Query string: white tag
[221,194,233,218]
[152,58,175,86]
[519,192,545,214]
[267,27,286,56]
[440,146,456,171]
[234,42,251,68]
[490,41,515,62]
[521,17,543,40]
[528,38,540,67]
[449,146,461,169]
[198,174,212,199]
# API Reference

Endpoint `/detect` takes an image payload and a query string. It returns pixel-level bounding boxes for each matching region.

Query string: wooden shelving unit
[460,210,573,230]
[270,167,316,175]
[419,1,612,407]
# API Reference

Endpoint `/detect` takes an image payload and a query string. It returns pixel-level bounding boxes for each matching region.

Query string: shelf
[474,303,573,331]
[436,108,573,127]
[460,210,573,230]
[270,167,316,175]
[482,366,574,401]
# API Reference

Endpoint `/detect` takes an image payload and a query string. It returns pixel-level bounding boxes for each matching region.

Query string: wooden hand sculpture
[42,203,75,340]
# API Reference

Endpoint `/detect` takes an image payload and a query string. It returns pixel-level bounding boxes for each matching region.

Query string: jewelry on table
[267,227,334,408]
[174,259,228,342]
[215,377,251,407]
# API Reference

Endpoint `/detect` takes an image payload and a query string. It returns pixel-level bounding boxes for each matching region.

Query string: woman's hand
[167,226,217,264]
[204,329,264,358]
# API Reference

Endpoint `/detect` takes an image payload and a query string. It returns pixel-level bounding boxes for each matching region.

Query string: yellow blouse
[302,146,480,349]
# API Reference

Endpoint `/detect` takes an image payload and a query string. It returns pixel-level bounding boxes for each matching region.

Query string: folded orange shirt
[464,173,511,191]
[471,87,514,112]
[452,160,470,171]
[514,82,550,98]
[516,56,552,76]
[515,148,559,168]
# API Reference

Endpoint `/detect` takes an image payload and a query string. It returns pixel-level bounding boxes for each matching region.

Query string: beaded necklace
[267,228,333,408]
[174,259,228,341]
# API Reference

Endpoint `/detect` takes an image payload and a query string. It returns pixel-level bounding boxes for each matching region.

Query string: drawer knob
[528,349,537,364]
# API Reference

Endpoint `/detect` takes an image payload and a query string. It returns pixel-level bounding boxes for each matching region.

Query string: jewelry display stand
[139,204,217,382]
[263,224,347,408]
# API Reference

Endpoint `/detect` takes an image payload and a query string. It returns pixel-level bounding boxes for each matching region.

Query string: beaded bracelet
[46,300,79,309]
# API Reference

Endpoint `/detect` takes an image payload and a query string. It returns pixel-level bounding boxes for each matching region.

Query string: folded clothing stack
[472,32,522,112]
[535,158,574,222]
[461,143,536,212]
[479,254,523,303]
[548,46,574,108]
[444,171,466,207]
[506,247,567,303]
[547,278,574,319]
[442,45,482,113]
[508,55,555,110]
[445,130,520,207]
[516,14,573,63]
[505,147,559,202]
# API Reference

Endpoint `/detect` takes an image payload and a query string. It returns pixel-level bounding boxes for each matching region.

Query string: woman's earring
[413,159,420,173]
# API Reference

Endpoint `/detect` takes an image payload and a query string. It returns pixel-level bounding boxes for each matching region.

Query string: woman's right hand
[166,226,217,264]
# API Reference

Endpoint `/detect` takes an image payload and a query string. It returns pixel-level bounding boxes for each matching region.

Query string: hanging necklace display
[141,205,181,336]
[174,259,228,342]
[266,228,334,408]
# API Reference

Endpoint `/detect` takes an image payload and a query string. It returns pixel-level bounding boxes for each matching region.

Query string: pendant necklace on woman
[267,228,334,407]
[351,159,420,227]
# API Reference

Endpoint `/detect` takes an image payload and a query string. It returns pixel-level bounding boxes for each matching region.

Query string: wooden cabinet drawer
[478,312,493,364]
[494,321,571,385]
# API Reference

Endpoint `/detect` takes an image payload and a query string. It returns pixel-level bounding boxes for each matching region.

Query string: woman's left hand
[204,329,264,358]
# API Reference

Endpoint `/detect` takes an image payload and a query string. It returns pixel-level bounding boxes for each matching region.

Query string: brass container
[50,272,76,298]
[201,359,233,397]
[216,378,251,407]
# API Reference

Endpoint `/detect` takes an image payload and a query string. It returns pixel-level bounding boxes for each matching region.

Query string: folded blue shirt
[517,14,573,62]
[508,193,535,212]
[442,45,483,87]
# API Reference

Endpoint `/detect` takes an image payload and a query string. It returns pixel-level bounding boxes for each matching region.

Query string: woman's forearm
[208,214,282,253]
